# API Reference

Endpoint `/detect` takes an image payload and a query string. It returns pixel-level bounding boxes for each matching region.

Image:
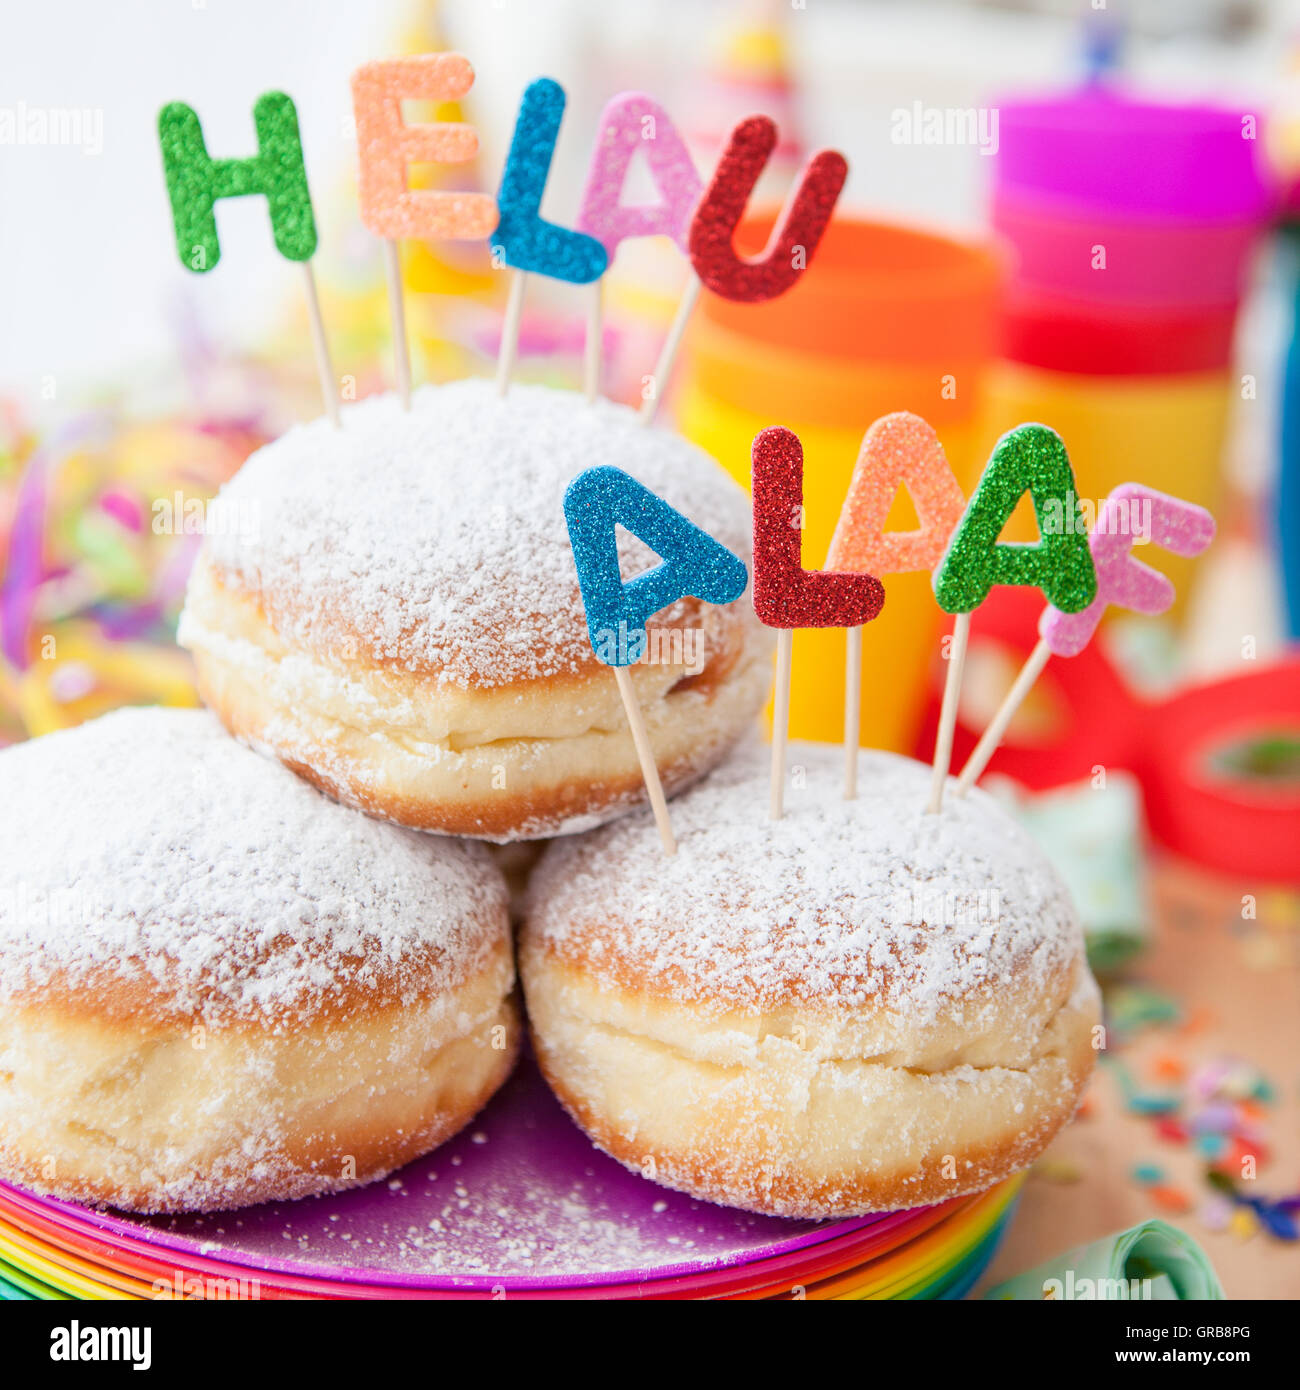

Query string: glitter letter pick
[352,54,497,242]
[351,54,498,409]
[158,92,338,426]
[1040,483,1216,658]
[927,424,1096,814]
[932,424,1097,617]
[493,78,608,283]
[564,465,748,854]
[689,115,847,304]
[492,78,609,397]
[576,92,701,404]
[639,116,847,426]
[576,92,701,260]
[826,413,965,797]
[158,91,317,270]
[953,484,1215,797]
[752,426,885,820]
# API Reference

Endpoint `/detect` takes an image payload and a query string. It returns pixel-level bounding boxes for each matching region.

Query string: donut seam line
[541,998,1078,1080]
[185,613,754,754]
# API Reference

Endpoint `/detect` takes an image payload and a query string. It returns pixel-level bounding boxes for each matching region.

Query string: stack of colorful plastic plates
[0,1062,1019,1301]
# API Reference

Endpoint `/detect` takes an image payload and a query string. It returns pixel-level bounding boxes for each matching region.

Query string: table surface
[978,857,1300,1300]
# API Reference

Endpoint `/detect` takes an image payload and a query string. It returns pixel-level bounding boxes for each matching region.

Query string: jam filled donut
[179,380,771,840]
[0,707,518,1214]
[520,740,1100,1218]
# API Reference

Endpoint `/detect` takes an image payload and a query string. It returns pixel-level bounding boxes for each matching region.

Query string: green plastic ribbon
[991,771,1148,974]
[984,1219,1225,1300]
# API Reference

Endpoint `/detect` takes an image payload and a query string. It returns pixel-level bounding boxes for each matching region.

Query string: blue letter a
[563,466,748,666]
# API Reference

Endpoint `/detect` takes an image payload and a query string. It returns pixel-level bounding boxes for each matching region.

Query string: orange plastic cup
[677,216,1002,752]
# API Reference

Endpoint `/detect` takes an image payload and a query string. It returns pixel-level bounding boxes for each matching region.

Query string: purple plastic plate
[8,1060,887,1291]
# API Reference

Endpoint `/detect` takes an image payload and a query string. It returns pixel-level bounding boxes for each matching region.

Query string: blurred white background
[0,0,1290,400]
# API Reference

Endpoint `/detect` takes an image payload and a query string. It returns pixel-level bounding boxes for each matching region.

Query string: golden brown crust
[8,919,513,1031]
[181,561,774,841]
[203,658,720,839]
[519,924,1100,1218]
[530,999,1095,1215]
[0,966,521,1214]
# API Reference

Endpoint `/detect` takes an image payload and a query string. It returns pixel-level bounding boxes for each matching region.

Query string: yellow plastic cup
[980,362,1232,611]
[679,386,986,750]
[676,217,1002,752]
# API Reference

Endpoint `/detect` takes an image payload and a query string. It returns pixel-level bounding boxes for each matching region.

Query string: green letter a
[933,423,1097,615]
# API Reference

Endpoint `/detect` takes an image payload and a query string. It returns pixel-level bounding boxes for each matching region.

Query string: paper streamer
[1040,483,1216,657]
[689,115,847,303]
[984,1220,1225,1300]
[351,54,498,241]
[576,92,701,260]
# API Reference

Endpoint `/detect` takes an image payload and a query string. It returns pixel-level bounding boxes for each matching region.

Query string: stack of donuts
[0,376,1099,1242]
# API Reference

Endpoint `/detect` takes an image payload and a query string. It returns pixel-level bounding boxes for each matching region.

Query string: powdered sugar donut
[0,707,518,1213]
[520,740,1100,1218]
[179,380,772,841]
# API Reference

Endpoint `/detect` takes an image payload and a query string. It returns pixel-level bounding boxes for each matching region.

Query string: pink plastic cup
[992,89,1273,225]
[992,186,1262,309]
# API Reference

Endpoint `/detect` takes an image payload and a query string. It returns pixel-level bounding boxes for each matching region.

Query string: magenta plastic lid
[992,88,1274,224]
[991,186,1261,308]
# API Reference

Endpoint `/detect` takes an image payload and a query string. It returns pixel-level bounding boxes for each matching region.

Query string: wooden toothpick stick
[770,628,794,819]
[613,666,675,854]
[496,270,527,398]
[955,635,1051,797]
[638,272,701,426]
[842,625,862,799]
[300,261,340,427]
[381,238,412,409]
[927,611,970,814]
[584,279,602,403]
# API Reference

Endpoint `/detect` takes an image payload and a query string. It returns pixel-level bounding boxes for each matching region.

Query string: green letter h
[158,91,317,272]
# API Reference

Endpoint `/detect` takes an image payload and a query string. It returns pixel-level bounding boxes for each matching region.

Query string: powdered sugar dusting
[527,741,1083,1019]
[0,708,507,1019]
[133,1061,827,1280]
[196,380,753,686]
